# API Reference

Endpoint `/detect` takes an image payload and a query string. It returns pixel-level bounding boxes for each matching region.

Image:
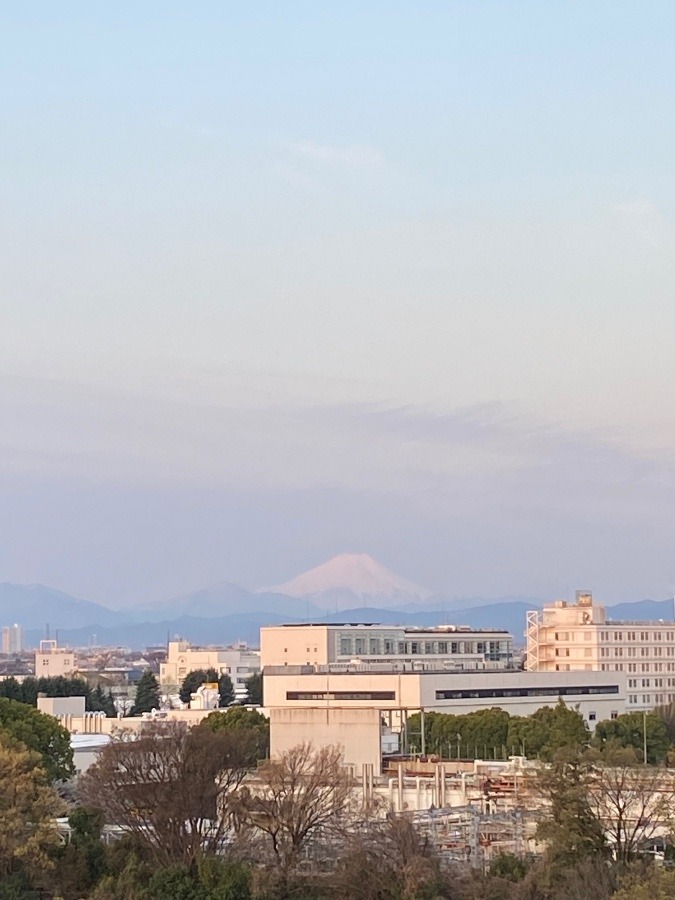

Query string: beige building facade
[526,591,675,710]
[264,666,625,728]
[261,623,513,671]
[159,640,260,697]
[34,640,75,678]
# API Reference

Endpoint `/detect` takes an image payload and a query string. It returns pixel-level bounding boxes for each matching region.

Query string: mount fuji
[262,553,432,610]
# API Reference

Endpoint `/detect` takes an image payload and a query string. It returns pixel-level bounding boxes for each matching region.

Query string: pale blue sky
[2,2,675,605]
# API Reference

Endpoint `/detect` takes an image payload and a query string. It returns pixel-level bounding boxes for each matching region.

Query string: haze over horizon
[3,3,675,607]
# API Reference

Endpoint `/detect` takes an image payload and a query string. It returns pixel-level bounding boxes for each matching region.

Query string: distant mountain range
[3,555,675,650]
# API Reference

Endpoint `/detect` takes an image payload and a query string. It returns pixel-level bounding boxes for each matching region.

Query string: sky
[2,2,675,607]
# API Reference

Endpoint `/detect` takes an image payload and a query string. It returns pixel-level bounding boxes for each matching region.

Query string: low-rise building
[265,665,626,774]
[261,623,513,671]
[526,590,675,710]
[34,640,75,678]
[159,640,260,697]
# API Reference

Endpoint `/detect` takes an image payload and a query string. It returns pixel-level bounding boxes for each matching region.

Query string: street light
[456,733,461,761]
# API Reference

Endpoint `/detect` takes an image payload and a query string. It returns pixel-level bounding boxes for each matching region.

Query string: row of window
[435,684,620,700]
[286,691,396,701]
[600,646,673,657]
[599,662,675,672]
[628,694,672,705]
[336,636,511,658]
[627,678,669,688]
[553,630,675,643]
[599,631,673,642]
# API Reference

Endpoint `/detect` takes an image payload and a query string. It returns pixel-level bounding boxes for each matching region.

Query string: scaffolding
[525,609,541,671]
[406,805,527,871]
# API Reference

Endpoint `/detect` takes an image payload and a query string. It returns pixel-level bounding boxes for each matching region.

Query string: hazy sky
[2,2,675,606]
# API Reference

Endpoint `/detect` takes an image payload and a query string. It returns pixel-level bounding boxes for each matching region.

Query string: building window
[286,691,396,701]
[588,712,596,721]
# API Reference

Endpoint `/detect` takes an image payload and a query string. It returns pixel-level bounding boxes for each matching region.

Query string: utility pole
[643,710,648,764]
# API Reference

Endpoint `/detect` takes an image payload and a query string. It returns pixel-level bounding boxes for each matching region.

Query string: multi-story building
[261,623,513,671]
[34,640,75,678]
[1,624,23,655]
[159,640,260,698]
[526,590,675,710]
[265,666,626,774]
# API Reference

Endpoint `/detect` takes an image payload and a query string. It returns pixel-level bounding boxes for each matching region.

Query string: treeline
[0,675,117,716]
[405,701,670,764]
[2,696,675,898]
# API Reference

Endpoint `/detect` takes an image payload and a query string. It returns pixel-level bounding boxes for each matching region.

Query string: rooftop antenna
[45,623,50,640]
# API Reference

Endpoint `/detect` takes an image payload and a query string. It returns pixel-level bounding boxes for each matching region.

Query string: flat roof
[263,665,621,679]
[268,623,510,633]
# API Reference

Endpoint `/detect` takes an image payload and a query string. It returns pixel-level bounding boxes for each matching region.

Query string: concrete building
[34,640,75,678]
[261,623,513,671]
[526,591,675,711]
[265,666,626,774]
[159,640,260,698]
[1,624,22,655]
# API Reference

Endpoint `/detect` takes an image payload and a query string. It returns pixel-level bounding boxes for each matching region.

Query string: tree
[81,720,256,869]
[51,807,108,898]
[0,735,64,881]
[585,746,674,862]
[233,742,356,874]
[0,697,74,781]
[0,675,117,716]
[179,668,219,706]
[331,815,443,900]
[535,745,607,866]
[244,672,262,706]
[614,867,675,900]
[218,674,235,708]
[200,706,269,760]
[594,712,669,765]
[130,670,160,715]
[89,684,117,717]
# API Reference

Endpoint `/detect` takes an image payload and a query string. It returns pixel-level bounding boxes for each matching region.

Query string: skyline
[2,3,675,605]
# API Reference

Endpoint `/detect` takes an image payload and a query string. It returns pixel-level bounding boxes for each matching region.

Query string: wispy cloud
[288,140,385,167]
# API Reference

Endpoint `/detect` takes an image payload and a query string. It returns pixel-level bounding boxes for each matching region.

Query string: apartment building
[1,624,22,655]
[526,591,675,710]
[159,640,260,697]
[260,623,513,671]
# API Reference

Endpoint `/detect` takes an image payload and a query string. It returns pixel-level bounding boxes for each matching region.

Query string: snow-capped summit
[262,553,431,610]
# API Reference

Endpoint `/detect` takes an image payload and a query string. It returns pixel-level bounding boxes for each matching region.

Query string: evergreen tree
[244,672,262,706]
[89,685,117,717]
[201,706,270,760]
[131,671,160,716]
[218,674,235,708]
[536,746,606,866]
[178,668,219,705]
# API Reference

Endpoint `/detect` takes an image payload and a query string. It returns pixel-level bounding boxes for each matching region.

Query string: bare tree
[80,720,258,868]
[330,816,443,900]
[586,748,674,863]
[233,742,356,873]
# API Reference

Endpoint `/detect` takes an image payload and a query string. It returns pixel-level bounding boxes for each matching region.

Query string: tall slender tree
[130,671,160,716]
